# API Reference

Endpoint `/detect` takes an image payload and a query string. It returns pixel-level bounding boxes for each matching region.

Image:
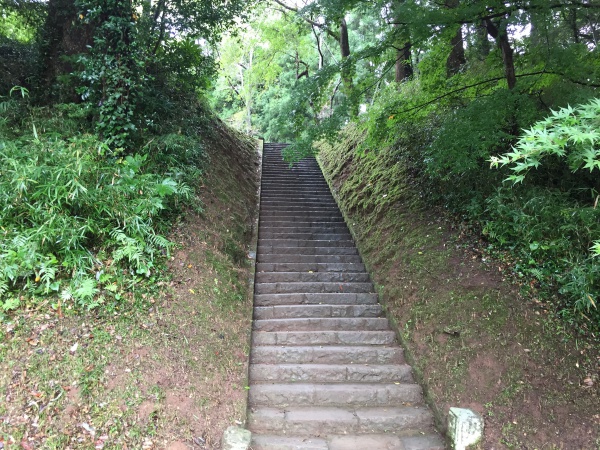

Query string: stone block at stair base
[448,407,483,450]
[221,426,251,450]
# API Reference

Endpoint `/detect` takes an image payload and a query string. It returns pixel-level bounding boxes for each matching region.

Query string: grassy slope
[0,121,259,449]
[317,126,600,449]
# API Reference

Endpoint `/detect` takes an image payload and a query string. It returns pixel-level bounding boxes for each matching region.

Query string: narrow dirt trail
[246,143,445,449]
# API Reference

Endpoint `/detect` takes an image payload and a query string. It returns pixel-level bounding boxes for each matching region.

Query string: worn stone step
[260,210,342,218]
[259,220,346,229]
[247,405,434,435]
[249,435,329,450]
[257,254,361,264]
[260,202,338,212]
[249,383,423,408]
[255,271,369,283]
[259,243,360,253]
[261,192,332,199]
[261,179,325,183]
[254,292,377,306]
[259,223,348,230]
[253,304,381,319]
[253,317,389,332]
[259,226,349,235]
[252,330,394,346]
[257,233,353,242]
[255,281,373,294]
[249,434,445,450]
[261,200,338,207]
[260,186,331,193]
[260,213,344,218]
[258,239,354,249]
[261,194,333,200]
[250,345,404,364]
[256,247,358,256]
[249,363,414,384]
[259,228,350,236]
[256,262,366,273]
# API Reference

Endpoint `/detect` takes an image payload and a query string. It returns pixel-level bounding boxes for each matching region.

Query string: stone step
[257,233,353,242]
[261,200,338,207]
[256,247,358,256]
[250,434,445,450]
[258,226,350,235]
[261,178,327,182]
[260,186,331,192]
[261,194,333,200]
[257,254,361,264]
[258,239,354,249]
[247,405,434,435]
[250,345,404,364]
[255,281,373,294]
[256,262,366,273]
[259,225,349,233]
[253,304,382,319]
[253,317,390,332]
[249,383,423,407]
[259,220,346,228]
[260,202,338,212]
[260,210,342,218]
[261,191,332,198]
[254,292,377,306]
[249,363,414,384]
[252,330,394,346]
[255,271,369,283]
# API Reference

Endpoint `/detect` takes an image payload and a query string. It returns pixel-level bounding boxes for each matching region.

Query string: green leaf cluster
[491,98,600,183]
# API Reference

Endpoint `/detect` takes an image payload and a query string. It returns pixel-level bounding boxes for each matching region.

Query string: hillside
[318,128,600,449]
[0,120,259,449]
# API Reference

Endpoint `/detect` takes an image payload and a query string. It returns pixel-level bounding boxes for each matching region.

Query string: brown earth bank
[318,137,600,450]
[0,122,259,449]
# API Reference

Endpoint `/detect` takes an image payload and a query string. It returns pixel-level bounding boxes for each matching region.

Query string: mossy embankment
[317,125,600,449]
[0,120,259,450]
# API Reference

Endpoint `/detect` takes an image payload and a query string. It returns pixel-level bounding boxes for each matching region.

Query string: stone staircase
[247,143,445,450]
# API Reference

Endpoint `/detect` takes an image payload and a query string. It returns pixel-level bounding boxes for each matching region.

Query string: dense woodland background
[1,0,600,333]
[211,0,600,333]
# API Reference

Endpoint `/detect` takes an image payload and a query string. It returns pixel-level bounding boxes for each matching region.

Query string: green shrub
[483,186,600,322]
[0,108,190,309]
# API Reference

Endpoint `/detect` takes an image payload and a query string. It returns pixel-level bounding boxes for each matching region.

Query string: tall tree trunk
[339,17,358,116]
[484,17,516,89]
[339,17,352,87]
[445,0,465,76]
[470,21,490,59]
[394,24,412,82]
[446,25,466,76]
[40,0,93,101]
[395,41,413,81]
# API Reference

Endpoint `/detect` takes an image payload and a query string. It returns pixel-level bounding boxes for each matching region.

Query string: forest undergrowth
[319,125,600,449]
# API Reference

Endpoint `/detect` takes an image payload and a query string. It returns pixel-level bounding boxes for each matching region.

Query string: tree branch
[270,0,340,40]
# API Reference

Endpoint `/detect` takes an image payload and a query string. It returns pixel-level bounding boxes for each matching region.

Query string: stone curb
[221,426,251,450]
[223,137,261,447]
